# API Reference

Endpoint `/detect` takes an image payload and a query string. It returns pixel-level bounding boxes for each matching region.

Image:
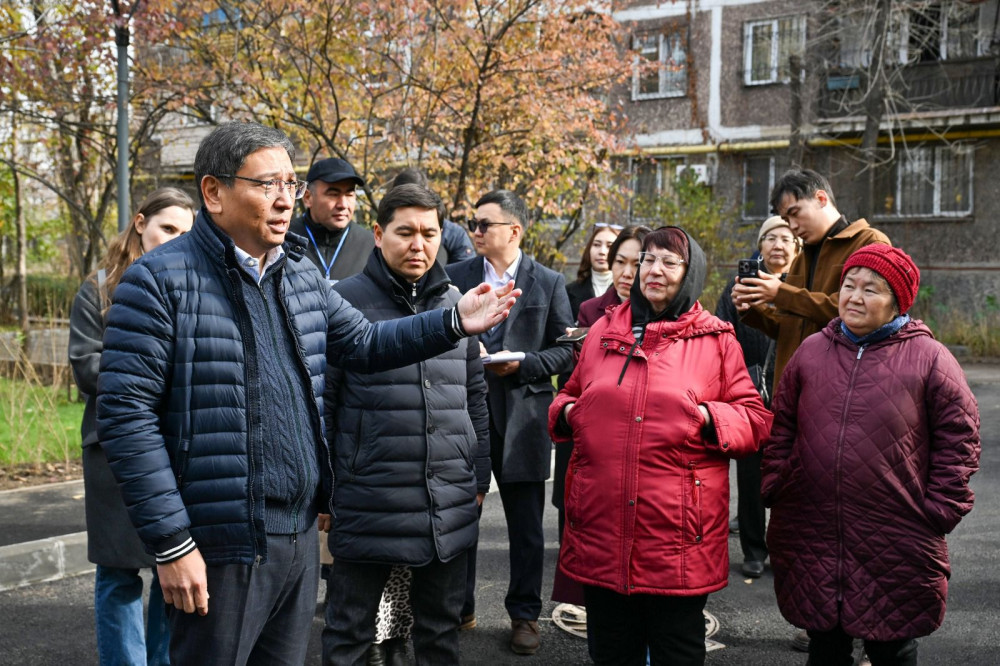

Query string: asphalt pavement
[0,362,997,665]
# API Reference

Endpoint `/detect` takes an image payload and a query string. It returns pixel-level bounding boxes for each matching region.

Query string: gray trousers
[167,523,319,666]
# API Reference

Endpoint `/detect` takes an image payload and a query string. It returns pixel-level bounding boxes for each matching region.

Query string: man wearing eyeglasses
[289,157,374,283]
[447,190,574,656]
[96,122,520,665]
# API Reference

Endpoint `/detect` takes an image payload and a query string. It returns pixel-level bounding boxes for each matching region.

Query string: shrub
[0,274,81,325]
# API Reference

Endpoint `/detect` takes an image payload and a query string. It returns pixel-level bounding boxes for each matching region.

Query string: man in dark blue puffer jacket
[96,122,518,665]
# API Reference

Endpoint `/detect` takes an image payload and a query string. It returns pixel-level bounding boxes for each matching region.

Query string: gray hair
[193,122,295,203]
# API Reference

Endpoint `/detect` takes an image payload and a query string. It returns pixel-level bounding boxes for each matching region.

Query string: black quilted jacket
[325,250,490,565]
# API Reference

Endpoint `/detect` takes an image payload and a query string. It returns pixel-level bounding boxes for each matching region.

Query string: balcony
[817,56,1000,119]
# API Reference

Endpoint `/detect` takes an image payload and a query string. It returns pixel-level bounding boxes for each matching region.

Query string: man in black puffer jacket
[97,123,518,666]
[321,184,490,664]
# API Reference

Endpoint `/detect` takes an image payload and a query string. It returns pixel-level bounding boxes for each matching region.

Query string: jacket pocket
[349,411,368,479]
[564,456,585,531]
[525,380,556,396]
[684,463,704,544]
[173,439,191,486]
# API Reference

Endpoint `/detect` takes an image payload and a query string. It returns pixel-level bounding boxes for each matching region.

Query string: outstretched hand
[457,281,521,335]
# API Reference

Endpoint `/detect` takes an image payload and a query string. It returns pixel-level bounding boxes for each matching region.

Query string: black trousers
[583,585,708,666]
[322,553,467,666]
[808,625,919,666]
[166,524,319,666]
[736,449,768,563]
[463,418,546,621]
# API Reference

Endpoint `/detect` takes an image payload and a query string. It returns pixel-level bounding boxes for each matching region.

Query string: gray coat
[447,254,574,482]
[325,251,491,565]
[68,278,154,568]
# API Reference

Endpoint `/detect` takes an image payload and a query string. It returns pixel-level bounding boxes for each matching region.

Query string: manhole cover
[552,604,725,651]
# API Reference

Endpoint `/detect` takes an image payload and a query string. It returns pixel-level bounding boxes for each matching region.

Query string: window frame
[877,144,974,219]
[631,27,689,101]
[743,15,806,86]
[742,154,788,220]
[628,156,685,223]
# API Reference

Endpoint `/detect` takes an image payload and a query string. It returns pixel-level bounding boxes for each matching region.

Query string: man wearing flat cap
[290,157,375,282]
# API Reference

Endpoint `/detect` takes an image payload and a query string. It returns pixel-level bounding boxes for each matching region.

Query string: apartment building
[612,0,1000,316]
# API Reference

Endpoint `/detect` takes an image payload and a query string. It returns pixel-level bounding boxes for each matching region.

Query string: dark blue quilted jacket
[96,211,457,566]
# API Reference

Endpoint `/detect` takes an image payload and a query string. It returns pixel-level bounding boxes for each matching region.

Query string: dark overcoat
[447,254,574,482]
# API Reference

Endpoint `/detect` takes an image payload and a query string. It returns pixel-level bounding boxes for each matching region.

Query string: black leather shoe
[383,638,407,666]
[365,644,387,666]
[741,560,765,578]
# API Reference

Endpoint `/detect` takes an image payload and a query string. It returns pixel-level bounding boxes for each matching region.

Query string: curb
[0,531,92,592]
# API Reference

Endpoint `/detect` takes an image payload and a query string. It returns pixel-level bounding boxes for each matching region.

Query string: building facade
[612,0,1000,319]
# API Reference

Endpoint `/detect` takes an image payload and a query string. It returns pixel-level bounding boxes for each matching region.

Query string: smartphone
[738,258,763,280]
[556,327,589,343]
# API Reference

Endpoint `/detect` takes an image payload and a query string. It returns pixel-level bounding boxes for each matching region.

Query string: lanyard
[303,223,350,280]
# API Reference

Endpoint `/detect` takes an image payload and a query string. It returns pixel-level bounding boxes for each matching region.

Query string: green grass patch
[0,376,82,465]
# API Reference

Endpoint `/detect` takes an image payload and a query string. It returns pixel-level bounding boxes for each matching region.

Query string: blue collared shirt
[234,244,286,284]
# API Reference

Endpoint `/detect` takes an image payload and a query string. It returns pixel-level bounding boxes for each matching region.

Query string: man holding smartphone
[732,168,890,384]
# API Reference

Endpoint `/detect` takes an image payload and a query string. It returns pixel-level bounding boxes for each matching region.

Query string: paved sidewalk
[0,480,88,591]
[0,361,995,593]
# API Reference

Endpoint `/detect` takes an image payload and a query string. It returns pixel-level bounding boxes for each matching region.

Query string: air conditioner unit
[676,163,710,185]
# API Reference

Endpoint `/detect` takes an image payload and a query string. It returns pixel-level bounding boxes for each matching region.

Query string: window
[632,28,688,100]
[630,157,683,222]
[743,16,805,85]
[837,2,985,67]
[742,155,790,219]
[874,145,973,217]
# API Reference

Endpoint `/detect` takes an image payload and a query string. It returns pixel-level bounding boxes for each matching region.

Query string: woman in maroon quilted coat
[550,227,772,665]
[762,245,981,666]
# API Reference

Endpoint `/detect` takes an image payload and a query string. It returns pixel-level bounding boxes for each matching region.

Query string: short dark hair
[474,189,528,227]
[608,225,651,266]
[390,167,429,190]
[377,184,444,228]
[193,122,295,203]
[769,168,837,214]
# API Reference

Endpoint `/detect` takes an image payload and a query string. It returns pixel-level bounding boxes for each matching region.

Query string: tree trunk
[14,164,28,335]
[788,55,805,167]
[858,0,893,219]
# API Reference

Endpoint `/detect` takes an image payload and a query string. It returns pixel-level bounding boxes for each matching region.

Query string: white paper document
[481,351,526,364]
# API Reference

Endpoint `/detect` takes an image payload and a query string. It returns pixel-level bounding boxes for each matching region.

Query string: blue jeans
[94,565,170,666]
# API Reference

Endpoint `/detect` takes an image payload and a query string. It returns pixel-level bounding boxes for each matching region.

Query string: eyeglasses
[639,252,686,271]
[761,234,797,246]
[468,219,514,234]
[595,223,624,231]
[216,174,307,200]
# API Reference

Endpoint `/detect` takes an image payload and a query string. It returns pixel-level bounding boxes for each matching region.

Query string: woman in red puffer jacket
[763,245,980,666]
[550,227,772,665]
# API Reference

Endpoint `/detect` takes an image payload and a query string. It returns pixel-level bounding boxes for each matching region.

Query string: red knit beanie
[841,245,920,314]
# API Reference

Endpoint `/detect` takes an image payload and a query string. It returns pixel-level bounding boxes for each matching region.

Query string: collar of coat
[362,247,453,312]
[597,301,734,352]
